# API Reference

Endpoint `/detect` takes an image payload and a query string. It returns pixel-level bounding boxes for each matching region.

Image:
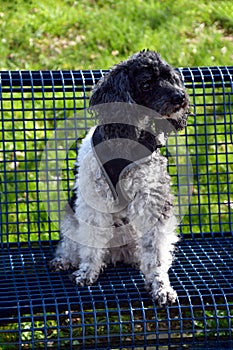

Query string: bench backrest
[0,67,232,247]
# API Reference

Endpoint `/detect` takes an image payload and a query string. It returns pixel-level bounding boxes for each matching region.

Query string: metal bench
[0,67,233,349]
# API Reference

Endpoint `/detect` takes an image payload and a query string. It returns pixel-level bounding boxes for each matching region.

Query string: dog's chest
[120,152,168,195]
[91,124,161,201]
[77,128,169,214]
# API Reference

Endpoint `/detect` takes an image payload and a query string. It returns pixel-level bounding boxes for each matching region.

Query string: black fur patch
[92,123,160,201]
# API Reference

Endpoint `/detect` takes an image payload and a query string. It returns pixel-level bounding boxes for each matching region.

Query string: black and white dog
[50,50,189,306]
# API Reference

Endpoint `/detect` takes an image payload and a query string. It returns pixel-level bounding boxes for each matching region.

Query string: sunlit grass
[0,0,232,70]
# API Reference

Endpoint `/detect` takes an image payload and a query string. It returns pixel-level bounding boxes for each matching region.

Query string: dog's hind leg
[49,208,81,271]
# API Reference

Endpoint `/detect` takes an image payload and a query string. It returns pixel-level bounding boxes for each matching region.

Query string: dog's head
[90,50,189,131]
[90,50,189,130]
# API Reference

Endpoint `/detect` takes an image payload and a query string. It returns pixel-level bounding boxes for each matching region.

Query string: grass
[0,0,232,70]
[1,0,233,348]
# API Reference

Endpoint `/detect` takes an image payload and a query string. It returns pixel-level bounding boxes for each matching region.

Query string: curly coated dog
[50,50,189,306]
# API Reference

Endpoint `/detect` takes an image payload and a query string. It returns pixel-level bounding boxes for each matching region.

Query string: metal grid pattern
[0,67,233,349]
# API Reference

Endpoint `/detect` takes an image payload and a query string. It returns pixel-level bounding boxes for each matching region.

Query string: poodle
[50,50,189,306]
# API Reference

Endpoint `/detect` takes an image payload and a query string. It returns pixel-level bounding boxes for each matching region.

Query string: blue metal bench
[0,67,233,349]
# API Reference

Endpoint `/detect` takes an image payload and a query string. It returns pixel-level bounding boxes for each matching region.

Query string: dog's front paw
[71,267,99,286]
[49,257,74,271]
[152,285,177,307]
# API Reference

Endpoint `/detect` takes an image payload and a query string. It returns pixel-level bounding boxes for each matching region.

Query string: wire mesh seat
[0,67,233,349]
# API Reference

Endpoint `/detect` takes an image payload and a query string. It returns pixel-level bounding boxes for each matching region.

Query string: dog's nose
[172,91,185,105]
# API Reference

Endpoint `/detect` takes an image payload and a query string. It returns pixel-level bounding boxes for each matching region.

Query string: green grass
[0,0,232,70]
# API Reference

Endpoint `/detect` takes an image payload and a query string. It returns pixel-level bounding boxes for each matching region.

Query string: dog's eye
[141,81,151,91]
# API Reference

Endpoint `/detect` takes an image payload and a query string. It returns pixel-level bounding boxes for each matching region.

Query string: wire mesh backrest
[180,67,233,238]
[0,71,103,246]
[0,68,232,246]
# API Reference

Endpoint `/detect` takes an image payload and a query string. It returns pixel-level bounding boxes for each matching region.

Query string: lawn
[0,0,232,71]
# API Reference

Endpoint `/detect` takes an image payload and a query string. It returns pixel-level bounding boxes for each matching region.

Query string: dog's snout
[172,91,185,105]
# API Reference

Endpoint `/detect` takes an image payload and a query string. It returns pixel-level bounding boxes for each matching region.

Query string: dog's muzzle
[168,113,188,131]
[165,93,190,131]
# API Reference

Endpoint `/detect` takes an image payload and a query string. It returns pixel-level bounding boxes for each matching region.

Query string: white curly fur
[50,50,189,306]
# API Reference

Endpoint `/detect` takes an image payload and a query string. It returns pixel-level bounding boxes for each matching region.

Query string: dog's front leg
[69,209,114,286]
[134,215,179,306]
[71,246,107,286]
[50,196,114,286]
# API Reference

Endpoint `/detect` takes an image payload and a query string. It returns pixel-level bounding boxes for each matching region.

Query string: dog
[50,50,189,306]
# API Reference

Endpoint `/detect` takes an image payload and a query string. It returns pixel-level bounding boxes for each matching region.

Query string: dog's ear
[89,67,135,106]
